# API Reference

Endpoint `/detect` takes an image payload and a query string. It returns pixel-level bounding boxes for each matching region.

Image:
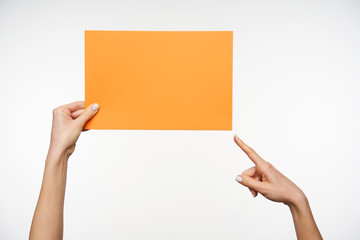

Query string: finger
[234,135,266,166]
[75,103,99,127]
[243,167,258,197]
[242,166,256,177]
[63,101,85,112]
[242,167,259,197]
[249,188,257,198]
[72,109,85,119]
[250,174,261,197]
[253,174,261,182]
[235,174,265,193]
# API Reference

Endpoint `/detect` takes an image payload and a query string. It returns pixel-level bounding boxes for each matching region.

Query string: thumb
[76,103,99,127]
[235,175,264,193]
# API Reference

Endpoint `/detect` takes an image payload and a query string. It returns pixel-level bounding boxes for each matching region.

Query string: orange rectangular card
[85,30,233,130]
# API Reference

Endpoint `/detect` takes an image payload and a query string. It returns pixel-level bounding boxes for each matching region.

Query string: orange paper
[85,31,232,130]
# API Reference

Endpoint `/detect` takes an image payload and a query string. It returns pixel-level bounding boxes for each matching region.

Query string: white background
[1,0,360,239]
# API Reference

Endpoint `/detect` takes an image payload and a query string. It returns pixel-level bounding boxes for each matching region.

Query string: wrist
[287,190,309,212]
[47,143,71,164]
[43,146,70,179]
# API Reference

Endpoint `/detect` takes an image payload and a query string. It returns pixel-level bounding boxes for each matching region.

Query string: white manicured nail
[235,176,243,183]
[91,103,99,111]
[252,193,256,198]
[235,134,240,139]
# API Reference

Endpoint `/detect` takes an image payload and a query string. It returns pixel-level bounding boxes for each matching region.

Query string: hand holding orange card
[85,31,232,130]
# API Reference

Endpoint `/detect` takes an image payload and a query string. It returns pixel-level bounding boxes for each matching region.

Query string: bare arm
[233,135,322,240]
[288,197,321,240]
[29,101,99,240]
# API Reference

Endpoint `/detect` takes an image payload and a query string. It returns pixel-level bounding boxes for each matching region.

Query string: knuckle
[263,162,273,171]
[52,107,60,115]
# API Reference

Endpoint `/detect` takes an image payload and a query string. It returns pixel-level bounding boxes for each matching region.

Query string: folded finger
[242,166,256,177]
[249,188,257,198]
[72,109,84,119]
[64,101,85,112]
[250,174,261,197]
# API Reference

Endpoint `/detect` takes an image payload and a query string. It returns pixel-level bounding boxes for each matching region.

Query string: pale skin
[29,101,99,240]
[29,101,322,240]
[234,135,322,240]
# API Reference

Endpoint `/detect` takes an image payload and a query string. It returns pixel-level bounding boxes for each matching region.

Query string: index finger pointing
[234,135,266,166]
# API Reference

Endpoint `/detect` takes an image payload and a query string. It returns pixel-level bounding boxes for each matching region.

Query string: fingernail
[91,103,99,111]
[235,176,243,183]
[235,134,240,140]
[252,193,256,198]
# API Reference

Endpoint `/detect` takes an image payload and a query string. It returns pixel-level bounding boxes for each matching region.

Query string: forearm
[288,195,322,240]
[29,147,70,240]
